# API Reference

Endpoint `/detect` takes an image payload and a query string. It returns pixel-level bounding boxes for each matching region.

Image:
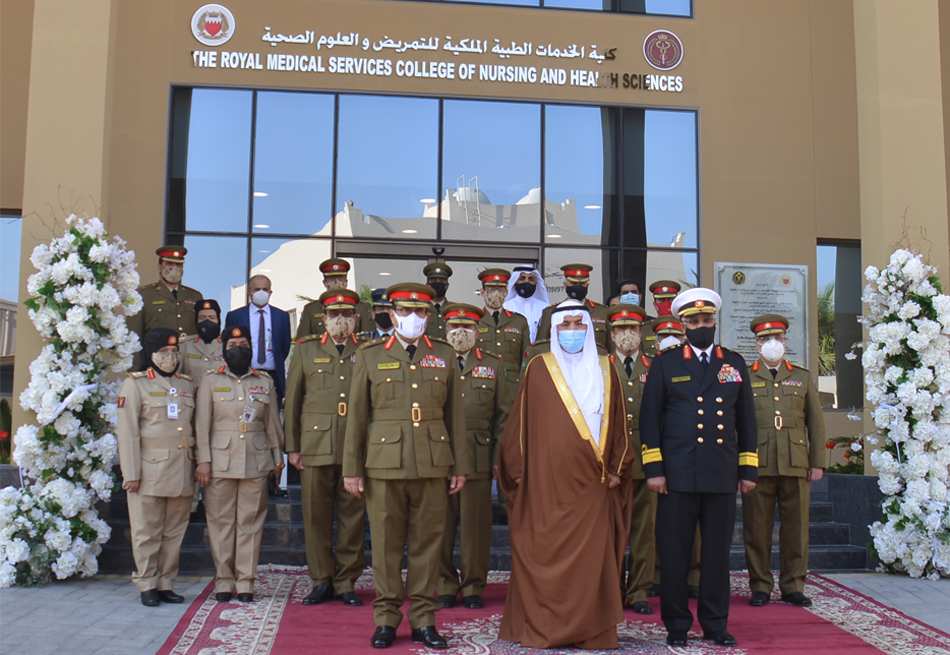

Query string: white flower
[851,441,862,452]
[5,538,30,564]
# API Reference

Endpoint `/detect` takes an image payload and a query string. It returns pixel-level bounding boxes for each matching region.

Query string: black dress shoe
[237,593,253,603]
[631,601,652,614]
[302,582,334,605]
[703,630,737,646]
[411,626,448,649]
[782,592,813,606]
[371,625,396,649]
[214,592,233,602]
[157,590,184,603]
[338,591,363,606]
[688,585,700,599]
[140,590,160,607]
[438,594,456,608]
[750,591,770,606]
[463,595,483,609]
[666,630,688,646]
[646,584,661,597]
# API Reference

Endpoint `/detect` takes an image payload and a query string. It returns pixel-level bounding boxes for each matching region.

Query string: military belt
[140,436,196,449]
[372,408,444,421]
[466,418,491,430]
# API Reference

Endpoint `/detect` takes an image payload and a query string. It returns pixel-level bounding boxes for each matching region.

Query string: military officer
[640,288,758,648]
[743,314,825,607]
[285,289,367,607]
[195,326,284,603]
[117,328,196,606]
[128,246,203,366]
[295,258,372,339]
[475,268,530,407]
[535,264,610,350]
[357,288,396,341]
[342,282,470,650]
[423,262,453,339]
[179,299,225,379]
[641,281,681,354]
[606,305,655,614]
[437,303,509,610]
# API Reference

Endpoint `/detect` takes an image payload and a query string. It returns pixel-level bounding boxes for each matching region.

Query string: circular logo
[191,4,235,47]
[782,274,792,287]
[643,30,684,70]
[733,271,746,285]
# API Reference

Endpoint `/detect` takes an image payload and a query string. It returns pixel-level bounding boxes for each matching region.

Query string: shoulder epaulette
[428,337,451,346]
[257,370,272,378]
[484,350,502,360]
[177,373,194,381]
[138,282,159,291]
[297,334,321,345]
[360,338,386,350]
[792,362,808,371]
[183,285,201,294]
[533,339,551,345]
[127,371,148,378]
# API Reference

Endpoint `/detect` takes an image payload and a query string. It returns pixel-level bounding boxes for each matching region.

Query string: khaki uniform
[744,359,825,595]
[295,299,373,339]
[476,309,530,408]
[425,301,451,339]
[128,282,203,349]
[117,370,196,592]
[611,352,657,605]
[284,332,366,593]
[535,299,610,350]
[178,335,224,379]
[438,349,509,599]
[196,367,284,594]
[343,335,470,629]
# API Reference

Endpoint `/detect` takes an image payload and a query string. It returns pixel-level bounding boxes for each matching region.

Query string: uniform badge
[151,300,165,305]
[149,391,167,396]
[117,397,125,408]
[184,299,196,305]
[751,381,767,388]
[378,362,400,370]
[187,353,201,359]
[504,327,520,334]
[472,366,495,379]
[180,390,195,398]
[213,386,231,392]
[313,357,331,363]
[639,373,648,383]
[672,375,691,383]
[248,386,270,395]
[420,355,446,368]
[781,379,803,387]
[718,364,742,383]
[478,327,489,333]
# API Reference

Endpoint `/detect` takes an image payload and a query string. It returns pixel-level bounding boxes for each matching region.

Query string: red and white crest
[191,4,235,47]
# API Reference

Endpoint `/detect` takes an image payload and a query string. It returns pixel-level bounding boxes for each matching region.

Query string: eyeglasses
[326,309,356,319]
[393,307,428,318]
[755,334,787,344]
[682,315,716,328]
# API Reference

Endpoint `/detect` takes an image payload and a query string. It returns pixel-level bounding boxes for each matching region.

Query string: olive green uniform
[295,299,373,339]
[196,368,284,595]
[438,349,509,599]
[611,352,657,605]
[535,298,610,350]
[425,301,451,339]
[117,370,196,593]
[285,332,366,594]
[178,335,224,379]
[743,360,825,595]
[641,319,659,355]
[476,309,530,407]
[129,282,203,347]
[342,335,471,629]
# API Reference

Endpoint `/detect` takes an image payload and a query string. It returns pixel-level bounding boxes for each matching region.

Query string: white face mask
[760,338,786,362]
[394,311,427,340]
[251,289,270,307]
[658,335,683,351]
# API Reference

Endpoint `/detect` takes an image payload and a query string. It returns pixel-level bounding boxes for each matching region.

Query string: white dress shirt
[689,343,715,364]
[249,303,276,370]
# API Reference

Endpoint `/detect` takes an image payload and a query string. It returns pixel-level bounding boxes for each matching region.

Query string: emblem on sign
[191,4,235,47]
[643,30,684,70]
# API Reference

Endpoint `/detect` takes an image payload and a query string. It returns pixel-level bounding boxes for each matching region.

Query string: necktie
[257,309,266,365]
[700,352,709,370]
[624,356,633,377]
[337,344,345,356]
[172,289,178,300]
[458,356,465,372]
[770,368,777,379]
[434,304,441,315]
[493,311,500,325]
[406,344,416,360]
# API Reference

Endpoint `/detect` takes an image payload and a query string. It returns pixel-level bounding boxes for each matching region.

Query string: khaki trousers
[127,492,192,592]
[438,477,492,598]
[205,476,269,594]
[743,475,810,595]
[625,479,657,603]
[365,477,447,629]
[301,464,365,592]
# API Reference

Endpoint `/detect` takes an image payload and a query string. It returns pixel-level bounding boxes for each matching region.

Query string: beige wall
[1,0,35,212]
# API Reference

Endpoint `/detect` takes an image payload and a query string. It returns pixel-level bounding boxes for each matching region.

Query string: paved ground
[1,572,949,654]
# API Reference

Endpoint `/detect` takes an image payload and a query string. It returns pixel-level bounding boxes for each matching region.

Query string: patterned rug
[156,567,950,655]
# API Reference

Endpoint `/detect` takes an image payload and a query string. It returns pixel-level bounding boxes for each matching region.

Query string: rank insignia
[248,386,270,395]
[781,379,803,387]
[181,390,195,398]
[184,299,196,305]
[472,366,495,379]
[718,365,742,383]
[420,355,446,368]
[504,327,521,334]
[639,373,648,383]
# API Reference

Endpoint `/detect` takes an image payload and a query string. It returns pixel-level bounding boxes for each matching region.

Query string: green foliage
[817,281,836,375]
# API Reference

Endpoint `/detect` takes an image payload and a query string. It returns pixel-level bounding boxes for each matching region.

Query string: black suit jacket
[639,343,758,493]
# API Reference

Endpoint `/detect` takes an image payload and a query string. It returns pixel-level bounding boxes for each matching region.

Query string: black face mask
[225,346,252,376]
[374,312,393,330]
[686,326,716,350]
[429,281,448,299]
[514,282,536,298]
[197,320,220,343]
[565,284,588,301]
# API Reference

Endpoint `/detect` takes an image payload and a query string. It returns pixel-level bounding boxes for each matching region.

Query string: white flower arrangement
[0,215,141,587]
[861,248,950,579]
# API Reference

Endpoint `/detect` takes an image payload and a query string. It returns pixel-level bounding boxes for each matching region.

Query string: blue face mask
[621,292,640,306]
[557,329,586,354]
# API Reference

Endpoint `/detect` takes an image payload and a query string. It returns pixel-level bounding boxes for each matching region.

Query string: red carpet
[157,568,950,654]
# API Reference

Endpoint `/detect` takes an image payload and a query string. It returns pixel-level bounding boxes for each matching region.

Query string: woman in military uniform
[117,327,197,606]
[195,325,284,603]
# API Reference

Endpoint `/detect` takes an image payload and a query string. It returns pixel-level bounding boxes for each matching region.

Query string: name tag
[313,357,331,363]
[187,353,201,359]
[149,391,167,396]
[672,375,691,383]
[242,406,256,422]
[645,335,656,341]
[378,362,400,370]
[478,327,489,333]
[214,386,231,392]
[151,300,165,305]
[167,403,179,419]
[751,381,767,388]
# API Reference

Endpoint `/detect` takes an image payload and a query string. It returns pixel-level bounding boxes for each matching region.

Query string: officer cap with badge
[671,287,722,316]
[370,287,391,309]
[386,282,437,309]
[156,245,187,264]
[319,288,360,310]
[649,279,681,300]
[749,313,789,337]
[319,258,351,277]
[477,268,510,287]
[442,303,485,325]
[653,315,685,336]
[608,304,647,327]
[561,263,593,283]
[423,262,453,281]
[197,298,221,318]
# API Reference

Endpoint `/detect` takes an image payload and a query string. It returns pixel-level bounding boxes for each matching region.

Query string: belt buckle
[338,402,347,417]
[411,407,422,422]
[774,415,783,431]
[239,420,247,433]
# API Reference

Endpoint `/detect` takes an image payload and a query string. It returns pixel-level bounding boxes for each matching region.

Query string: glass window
[182,235,249,315]
[542,247,619,306]
[252,92,334,236]
[817,242,863,410]
[1,217,21,303]
[349,256,430,304]
[180,89,253,233]
[336,95,439,240]
[544,105,620,245]
[444,0,539,4]
[442,100,541,242]
[620,0,691,15]
[249,237,333,323]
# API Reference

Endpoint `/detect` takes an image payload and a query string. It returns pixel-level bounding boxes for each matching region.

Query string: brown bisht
[498,352,634,649]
